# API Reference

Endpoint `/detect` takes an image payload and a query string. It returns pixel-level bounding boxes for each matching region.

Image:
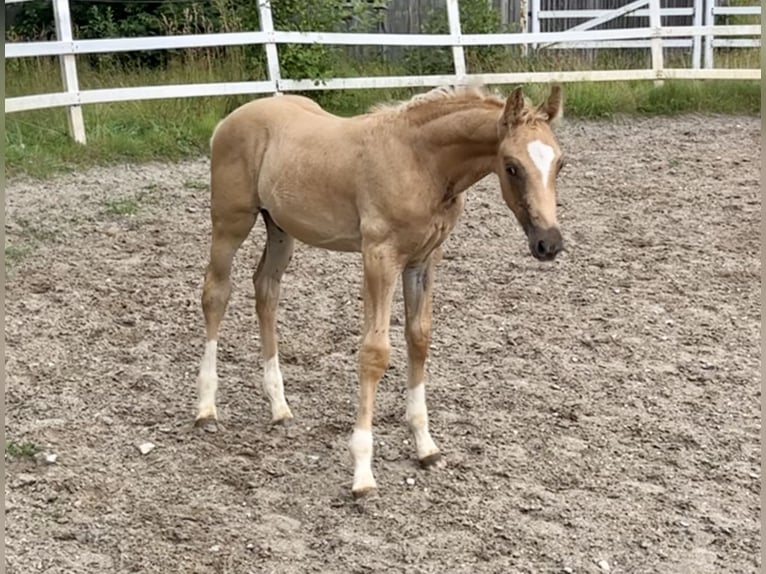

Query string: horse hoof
[194,416,219,433]
[419,452,443,469]
[352,486,378,500]
[270,412,294,426]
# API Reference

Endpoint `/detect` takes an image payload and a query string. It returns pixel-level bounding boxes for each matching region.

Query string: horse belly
[262,190,362,252]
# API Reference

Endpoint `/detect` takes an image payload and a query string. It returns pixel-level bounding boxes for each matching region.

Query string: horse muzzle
[528,226,564,261]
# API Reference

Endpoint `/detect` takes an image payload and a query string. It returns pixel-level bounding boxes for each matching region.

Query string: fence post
[258,0,282,94]
[530,0,540,50]
[692,0,703,68]
[519,0,529,57]
[446,0,467,79]
[648,0,664,86]
[703,0,715,68]
[52,0,86,144]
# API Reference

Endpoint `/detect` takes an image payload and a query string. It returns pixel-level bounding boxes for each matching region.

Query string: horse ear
[540,84,563,123]
[502,87,526,127]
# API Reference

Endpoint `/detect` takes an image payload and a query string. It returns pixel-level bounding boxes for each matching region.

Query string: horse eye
[506,165,517,177]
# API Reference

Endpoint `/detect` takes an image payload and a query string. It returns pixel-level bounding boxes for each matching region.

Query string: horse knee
[202,269,230,311]
[360,339,390,380]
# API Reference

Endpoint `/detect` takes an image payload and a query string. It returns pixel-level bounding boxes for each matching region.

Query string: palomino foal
[194,85,565,497]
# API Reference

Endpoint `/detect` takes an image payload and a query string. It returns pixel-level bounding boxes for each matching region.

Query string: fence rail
[4,0,761,144]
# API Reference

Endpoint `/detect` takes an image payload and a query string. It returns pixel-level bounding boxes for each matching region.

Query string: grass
[5,440,41,458]
[5,216,58,272]
[5,48,761,178]
[5,243,34,270]
[104,197,141,217]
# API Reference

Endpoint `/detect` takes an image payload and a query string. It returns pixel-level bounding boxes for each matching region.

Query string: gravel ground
[5,113,761,574]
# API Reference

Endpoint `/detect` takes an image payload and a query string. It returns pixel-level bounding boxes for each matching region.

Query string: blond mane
[369,84,549,125]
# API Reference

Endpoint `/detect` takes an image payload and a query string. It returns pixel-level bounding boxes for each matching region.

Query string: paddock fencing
[4,0,761,144]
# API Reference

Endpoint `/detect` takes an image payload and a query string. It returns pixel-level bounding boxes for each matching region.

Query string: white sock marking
[527,140,555,187]
[407,384,439,459]
[263,355,291,421]
[349,428,376,491]
[197,340,218,418]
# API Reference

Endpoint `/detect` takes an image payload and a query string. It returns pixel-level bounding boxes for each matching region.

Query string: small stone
[563,568,574,574]
[307,455,319,463]
[679,520,690,527]
[749,472,758,479]
[209,544,220,553]
[246,543,254,550]
[137,442,156,455]
[597,559,611,572]
[34,451,58,465]
[405,477,415,486]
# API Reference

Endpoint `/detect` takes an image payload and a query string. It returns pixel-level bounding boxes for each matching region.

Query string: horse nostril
[536,240,547,256]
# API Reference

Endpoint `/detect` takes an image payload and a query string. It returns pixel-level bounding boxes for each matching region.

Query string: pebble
[137,442,156,455]
[597,559,611,572]
[563,568,574,574]
[209,545,220,553]
[34,451,58,465]
[405,477,415,486]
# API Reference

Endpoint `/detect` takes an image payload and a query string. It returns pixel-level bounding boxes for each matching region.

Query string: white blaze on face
[526,139,556,187]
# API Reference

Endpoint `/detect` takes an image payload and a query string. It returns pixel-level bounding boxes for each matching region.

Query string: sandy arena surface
[5,113,761,573]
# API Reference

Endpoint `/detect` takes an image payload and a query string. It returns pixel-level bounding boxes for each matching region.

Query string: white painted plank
[712,38,760,47]
[539,8,694,18]
[6,41,72,59]
[713,6,760,15]
[547,39,692,48]
[663,67,760,79]
[6,92,78,113]
[7,65,760,115]
[6,25,760,60]
[6,81,277,113]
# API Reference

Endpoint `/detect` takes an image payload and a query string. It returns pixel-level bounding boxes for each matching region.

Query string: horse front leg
[402,253,442,467]
[349,243,401,498]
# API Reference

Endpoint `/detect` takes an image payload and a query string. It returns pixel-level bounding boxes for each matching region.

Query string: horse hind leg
[254,211,295,424]
[195,211,257,427]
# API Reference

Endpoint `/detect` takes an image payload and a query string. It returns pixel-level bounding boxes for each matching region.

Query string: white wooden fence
[5,0,761,144]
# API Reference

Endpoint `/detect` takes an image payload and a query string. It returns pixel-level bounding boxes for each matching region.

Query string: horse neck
[412,104,502,196]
